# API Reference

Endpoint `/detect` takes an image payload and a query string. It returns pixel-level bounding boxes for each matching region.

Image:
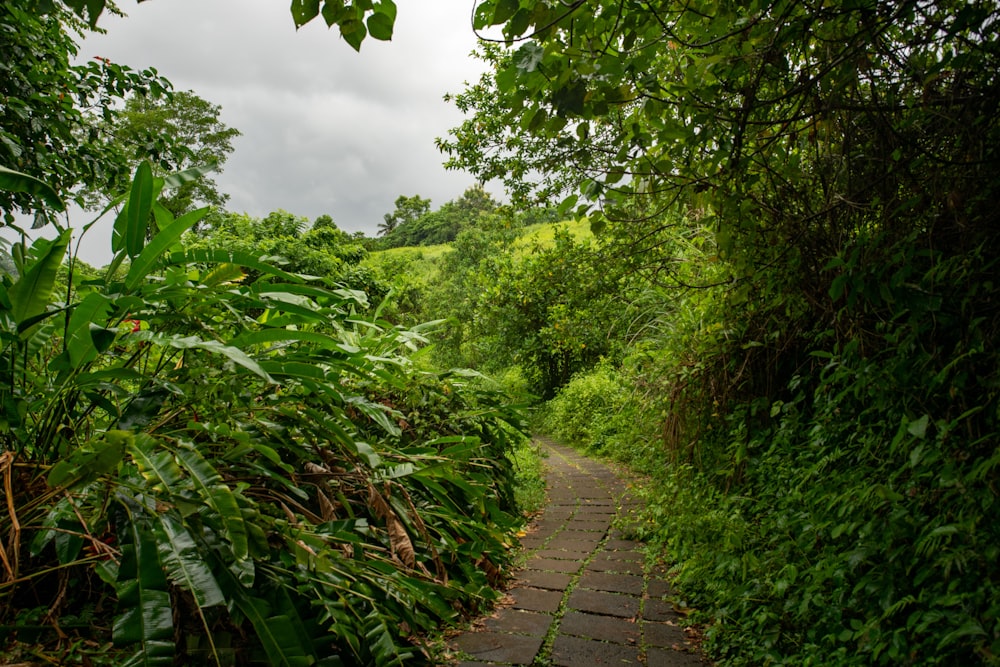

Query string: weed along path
[448,439,710,666]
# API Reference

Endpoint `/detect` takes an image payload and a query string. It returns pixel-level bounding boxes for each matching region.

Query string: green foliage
[79,90,241,215]
[0,166,528,665]
[190,209,382,295]
[378,194,431,237]
[0,0,172,221]
[538,362,631,453]
[440,2,1000,663]
[375,186,501,249]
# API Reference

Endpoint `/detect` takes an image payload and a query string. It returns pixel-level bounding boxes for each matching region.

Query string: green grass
[514,218,593,253]
[509,439,547,518]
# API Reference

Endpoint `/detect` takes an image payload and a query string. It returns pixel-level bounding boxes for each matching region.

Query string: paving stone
[642,620,687,648]
[564,520,611,532]
[579,571,645,595]
[452,631,543,665]
[533,548,590,561]
[551,635,642,666]
[523,557,580,573]
[587,557,643,575]
[647,578,675,598]
[559,611,642,645]
[600,549,645,562]
[483,609,553,636]
[567,588,641,618]
[517,569,573,591]
[643,598,680,622]
[645,647,706,666]
[518,535,548,550]
[579,498,615,506]
[582,507,618,516]
[604,538,642,550]
[510,586,563,613]
[546,537,603,552]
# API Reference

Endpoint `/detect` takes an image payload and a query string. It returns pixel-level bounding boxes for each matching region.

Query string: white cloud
[63,0,493,263]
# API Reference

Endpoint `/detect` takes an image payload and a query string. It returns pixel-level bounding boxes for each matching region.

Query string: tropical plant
[0,164,527,665]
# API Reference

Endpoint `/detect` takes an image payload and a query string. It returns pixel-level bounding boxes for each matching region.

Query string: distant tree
[191,209,374,287]
[81,90,240,216]
[379,194,431,236]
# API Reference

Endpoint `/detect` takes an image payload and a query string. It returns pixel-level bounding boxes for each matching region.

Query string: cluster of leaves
[190,209,386,299]
[373,186,502,250]
[432,0,1000,664]
[0,0,172,222]
[422,221,640,398]
[0,165,527,665]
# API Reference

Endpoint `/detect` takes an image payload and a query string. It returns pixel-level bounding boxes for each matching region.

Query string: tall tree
[86,90,241,216]
[379,194,430,236]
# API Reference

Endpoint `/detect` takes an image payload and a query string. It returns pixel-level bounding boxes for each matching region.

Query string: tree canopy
[83,90,241,215]
[0,0,171,223]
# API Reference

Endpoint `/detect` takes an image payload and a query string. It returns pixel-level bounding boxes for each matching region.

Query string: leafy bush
[539,362,630,453]
[0,165,527,666]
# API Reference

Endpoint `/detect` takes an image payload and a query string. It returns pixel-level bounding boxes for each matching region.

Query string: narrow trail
[449,439,709,666]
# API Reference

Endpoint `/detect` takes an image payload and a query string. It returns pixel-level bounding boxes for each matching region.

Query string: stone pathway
[448,439,709,666]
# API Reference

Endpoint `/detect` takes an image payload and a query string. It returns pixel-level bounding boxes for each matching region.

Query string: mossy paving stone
[509,586,563,613]
[563,520,613,532]
[646,646,709,666]
[644,598,681,622]
[603,538,642,550]
[517,569,573,591]
[578,571,645,596]
[451,632,543,665]
[587,558,644,574]
[642,620,687,647]
[559,611,642,645]
[482,609,553,637]
[551,635,642,666]
[545,536,604,552]
[533,548,592,561]
[567,588,642,618]
[647,577,676,598]
[522,556,581,573]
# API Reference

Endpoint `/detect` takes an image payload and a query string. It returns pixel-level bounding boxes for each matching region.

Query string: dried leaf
[387,514,415,568]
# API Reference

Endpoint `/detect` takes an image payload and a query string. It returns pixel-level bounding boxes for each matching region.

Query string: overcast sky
[65,0,494,263]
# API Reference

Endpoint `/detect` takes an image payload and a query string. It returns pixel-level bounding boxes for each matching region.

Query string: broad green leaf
[366,11,393,41]
[224,583,315,667]
[0,165,65,211]
[492,0,519,25]
[127,433,185,495]
[125,206,208,290]
[47,430,131,489]
[154,512,226,608]
[173,444,249,561]
[7,230,70,334]
[113,161,154,258]
[340,18,367,51]
[65,292,113,367]
[113,521,174,667]
[229,328,343,350]
[290,0,321,27]
[201,263,245,287]
[168,249,304,283]
[132,331,274,382]
[162,161,219,190]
